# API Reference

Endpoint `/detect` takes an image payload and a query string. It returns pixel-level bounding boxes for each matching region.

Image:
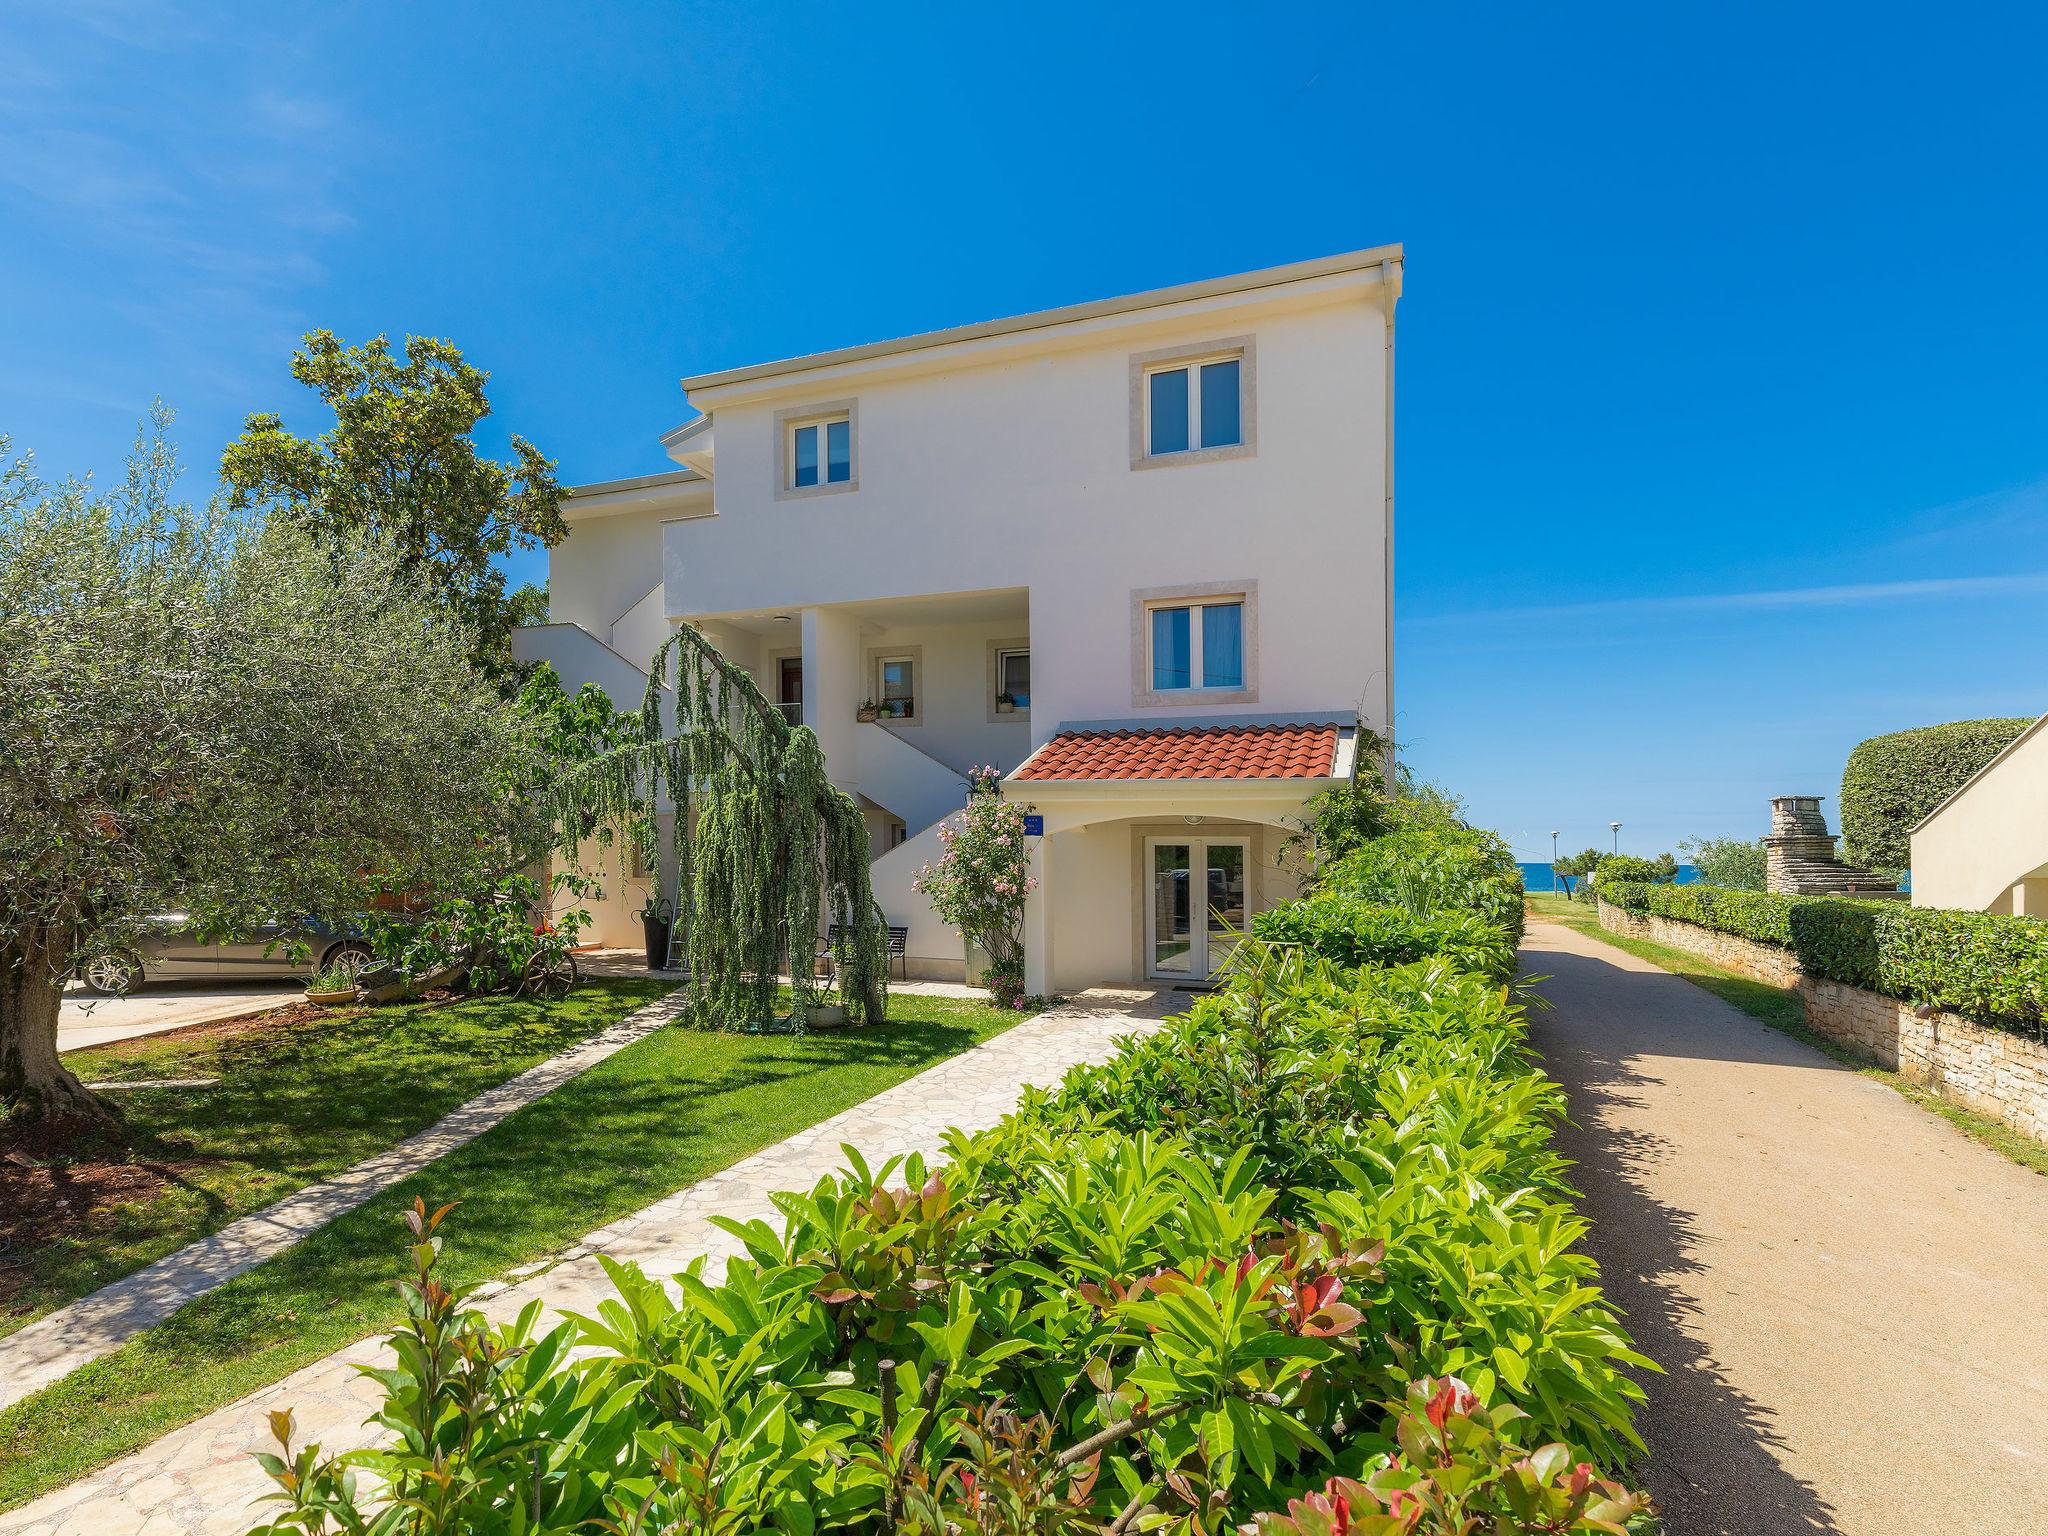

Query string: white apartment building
[517,246,1399,995]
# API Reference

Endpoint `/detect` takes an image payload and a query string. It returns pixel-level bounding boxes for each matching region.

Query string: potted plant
[856,698,880,723]
[303,964,359,1007]
[639,894,674,971]
[995,691,1017,715]
[796,1000,849,1029]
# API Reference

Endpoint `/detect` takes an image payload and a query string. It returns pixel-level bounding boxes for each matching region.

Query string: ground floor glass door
[1147,837,1249,981]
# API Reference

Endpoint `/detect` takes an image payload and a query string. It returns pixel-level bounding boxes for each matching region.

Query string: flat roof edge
[681,245,1402,394]
[566,467,706,499]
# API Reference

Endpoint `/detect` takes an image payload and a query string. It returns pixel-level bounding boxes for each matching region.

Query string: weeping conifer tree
[553,626,888,1030]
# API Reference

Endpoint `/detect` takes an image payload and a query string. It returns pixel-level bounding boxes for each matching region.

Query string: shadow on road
[1526,946,1842,1536]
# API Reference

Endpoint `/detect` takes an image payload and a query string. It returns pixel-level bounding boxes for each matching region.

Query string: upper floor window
[791,413,851,489]
[995,647,1030,712]
[1131,338,1254,469]
[1148,357,1241,456]
[1149,598,1244,691]
[775,399,859,499]
[877,655,917,720]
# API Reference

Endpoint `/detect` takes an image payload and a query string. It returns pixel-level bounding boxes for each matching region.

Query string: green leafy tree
[1551,849,1604,897]
[1681,835,1767,891]
[509,662,651,899]
[219,331,567,689]
[1278,775,1393,877]
[1277,733,1465,881]
[1387,781,1470,834]
[0,415,539,1123]
[515,662,636,769]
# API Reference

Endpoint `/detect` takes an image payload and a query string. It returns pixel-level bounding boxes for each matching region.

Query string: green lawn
[3,978,674,1338]
[0,990,1027,1512]
[1524,892,2048,1178]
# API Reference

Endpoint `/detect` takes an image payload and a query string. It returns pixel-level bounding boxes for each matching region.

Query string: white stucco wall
[854,618,1035,777]
[1911,715,2048,914]
[548,495,698,639]
[663,268,1392,747]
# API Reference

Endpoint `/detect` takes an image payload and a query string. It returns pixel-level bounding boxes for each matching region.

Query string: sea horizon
[1517,861,1702,890]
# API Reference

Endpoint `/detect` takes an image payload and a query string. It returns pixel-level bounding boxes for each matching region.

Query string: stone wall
[1801,979,2048,1143]
[1595,899,1804,988]
[1592,898,2048,1146]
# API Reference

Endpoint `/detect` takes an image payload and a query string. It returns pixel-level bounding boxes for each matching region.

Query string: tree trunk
[357,957,474,1006]
[0,926,112,1123]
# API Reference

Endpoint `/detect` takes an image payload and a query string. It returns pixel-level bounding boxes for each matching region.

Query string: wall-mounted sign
[1022,814,1044,837]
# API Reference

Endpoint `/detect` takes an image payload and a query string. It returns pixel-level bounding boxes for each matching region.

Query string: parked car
[76,915,374,995]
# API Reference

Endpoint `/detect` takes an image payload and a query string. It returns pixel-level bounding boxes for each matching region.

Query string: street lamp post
[1610,821,1621,855]
[1551,830,1559,891]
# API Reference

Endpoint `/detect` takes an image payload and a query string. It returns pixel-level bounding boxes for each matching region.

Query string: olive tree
[0,414,540,1123]
[1681,835,1768,891]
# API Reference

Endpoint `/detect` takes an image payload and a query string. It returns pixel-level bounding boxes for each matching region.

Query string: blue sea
[1517,862,1701,891]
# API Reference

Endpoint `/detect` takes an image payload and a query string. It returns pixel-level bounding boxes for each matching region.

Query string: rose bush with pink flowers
[915,765,1038,1007]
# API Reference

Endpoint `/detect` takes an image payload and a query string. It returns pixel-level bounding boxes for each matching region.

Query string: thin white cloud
[0,4,361,411]
[1409,572,2048,628]
[1878,475,2048,556]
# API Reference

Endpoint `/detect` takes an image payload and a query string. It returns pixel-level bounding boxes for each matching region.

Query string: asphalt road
[1523,920,2048,1534]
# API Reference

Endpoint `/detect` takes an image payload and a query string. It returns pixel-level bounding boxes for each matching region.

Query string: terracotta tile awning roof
[1012,723,1341,783]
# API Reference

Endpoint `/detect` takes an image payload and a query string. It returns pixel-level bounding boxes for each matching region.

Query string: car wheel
[324,943,376,980]
[82,952,142,995]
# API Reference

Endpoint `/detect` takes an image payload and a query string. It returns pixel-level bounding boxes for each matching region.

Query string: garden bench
[825,923,910,980]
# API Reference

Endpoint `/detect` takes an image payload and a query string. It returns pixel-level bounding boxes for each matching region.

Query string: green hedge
[1590,855,1670,888]
[1598,880,1800,946]
[1840,717,2033,873]
[1251,894,1517,982]
[245,845,1649,1535]
[1320,823,1526,948]
[1600,881,2048,1031]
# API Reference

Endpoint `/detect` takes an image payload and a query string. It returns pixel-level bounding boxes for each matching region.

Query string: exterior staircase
[854,723,969,836]
[852,726,974,979]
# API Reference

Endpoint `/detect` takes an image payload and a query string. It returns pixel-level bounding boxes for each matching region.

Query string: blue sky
[4,1,2044,861]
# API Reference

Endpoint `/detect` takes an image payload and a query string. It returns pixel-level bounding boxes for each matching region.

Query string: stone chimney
[1763,795,1901,897]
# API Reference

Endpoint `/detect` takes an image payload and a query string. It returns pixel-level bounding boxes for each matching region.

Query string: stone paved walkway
[0,990,692,1413]
[1526,921,2048,1535]
[0,987,1173,1536]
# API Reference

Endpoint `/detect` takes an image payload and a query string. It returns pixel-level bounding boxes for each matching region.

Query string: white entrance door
[1146,837,1250,981]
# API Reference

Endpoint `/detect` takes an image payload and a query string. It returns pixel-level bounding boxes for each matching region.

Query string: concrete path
[0,987,1172,1536]
[0,991,691,1413]
[58,983,300,1054]
[1524,920,2048,1535]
